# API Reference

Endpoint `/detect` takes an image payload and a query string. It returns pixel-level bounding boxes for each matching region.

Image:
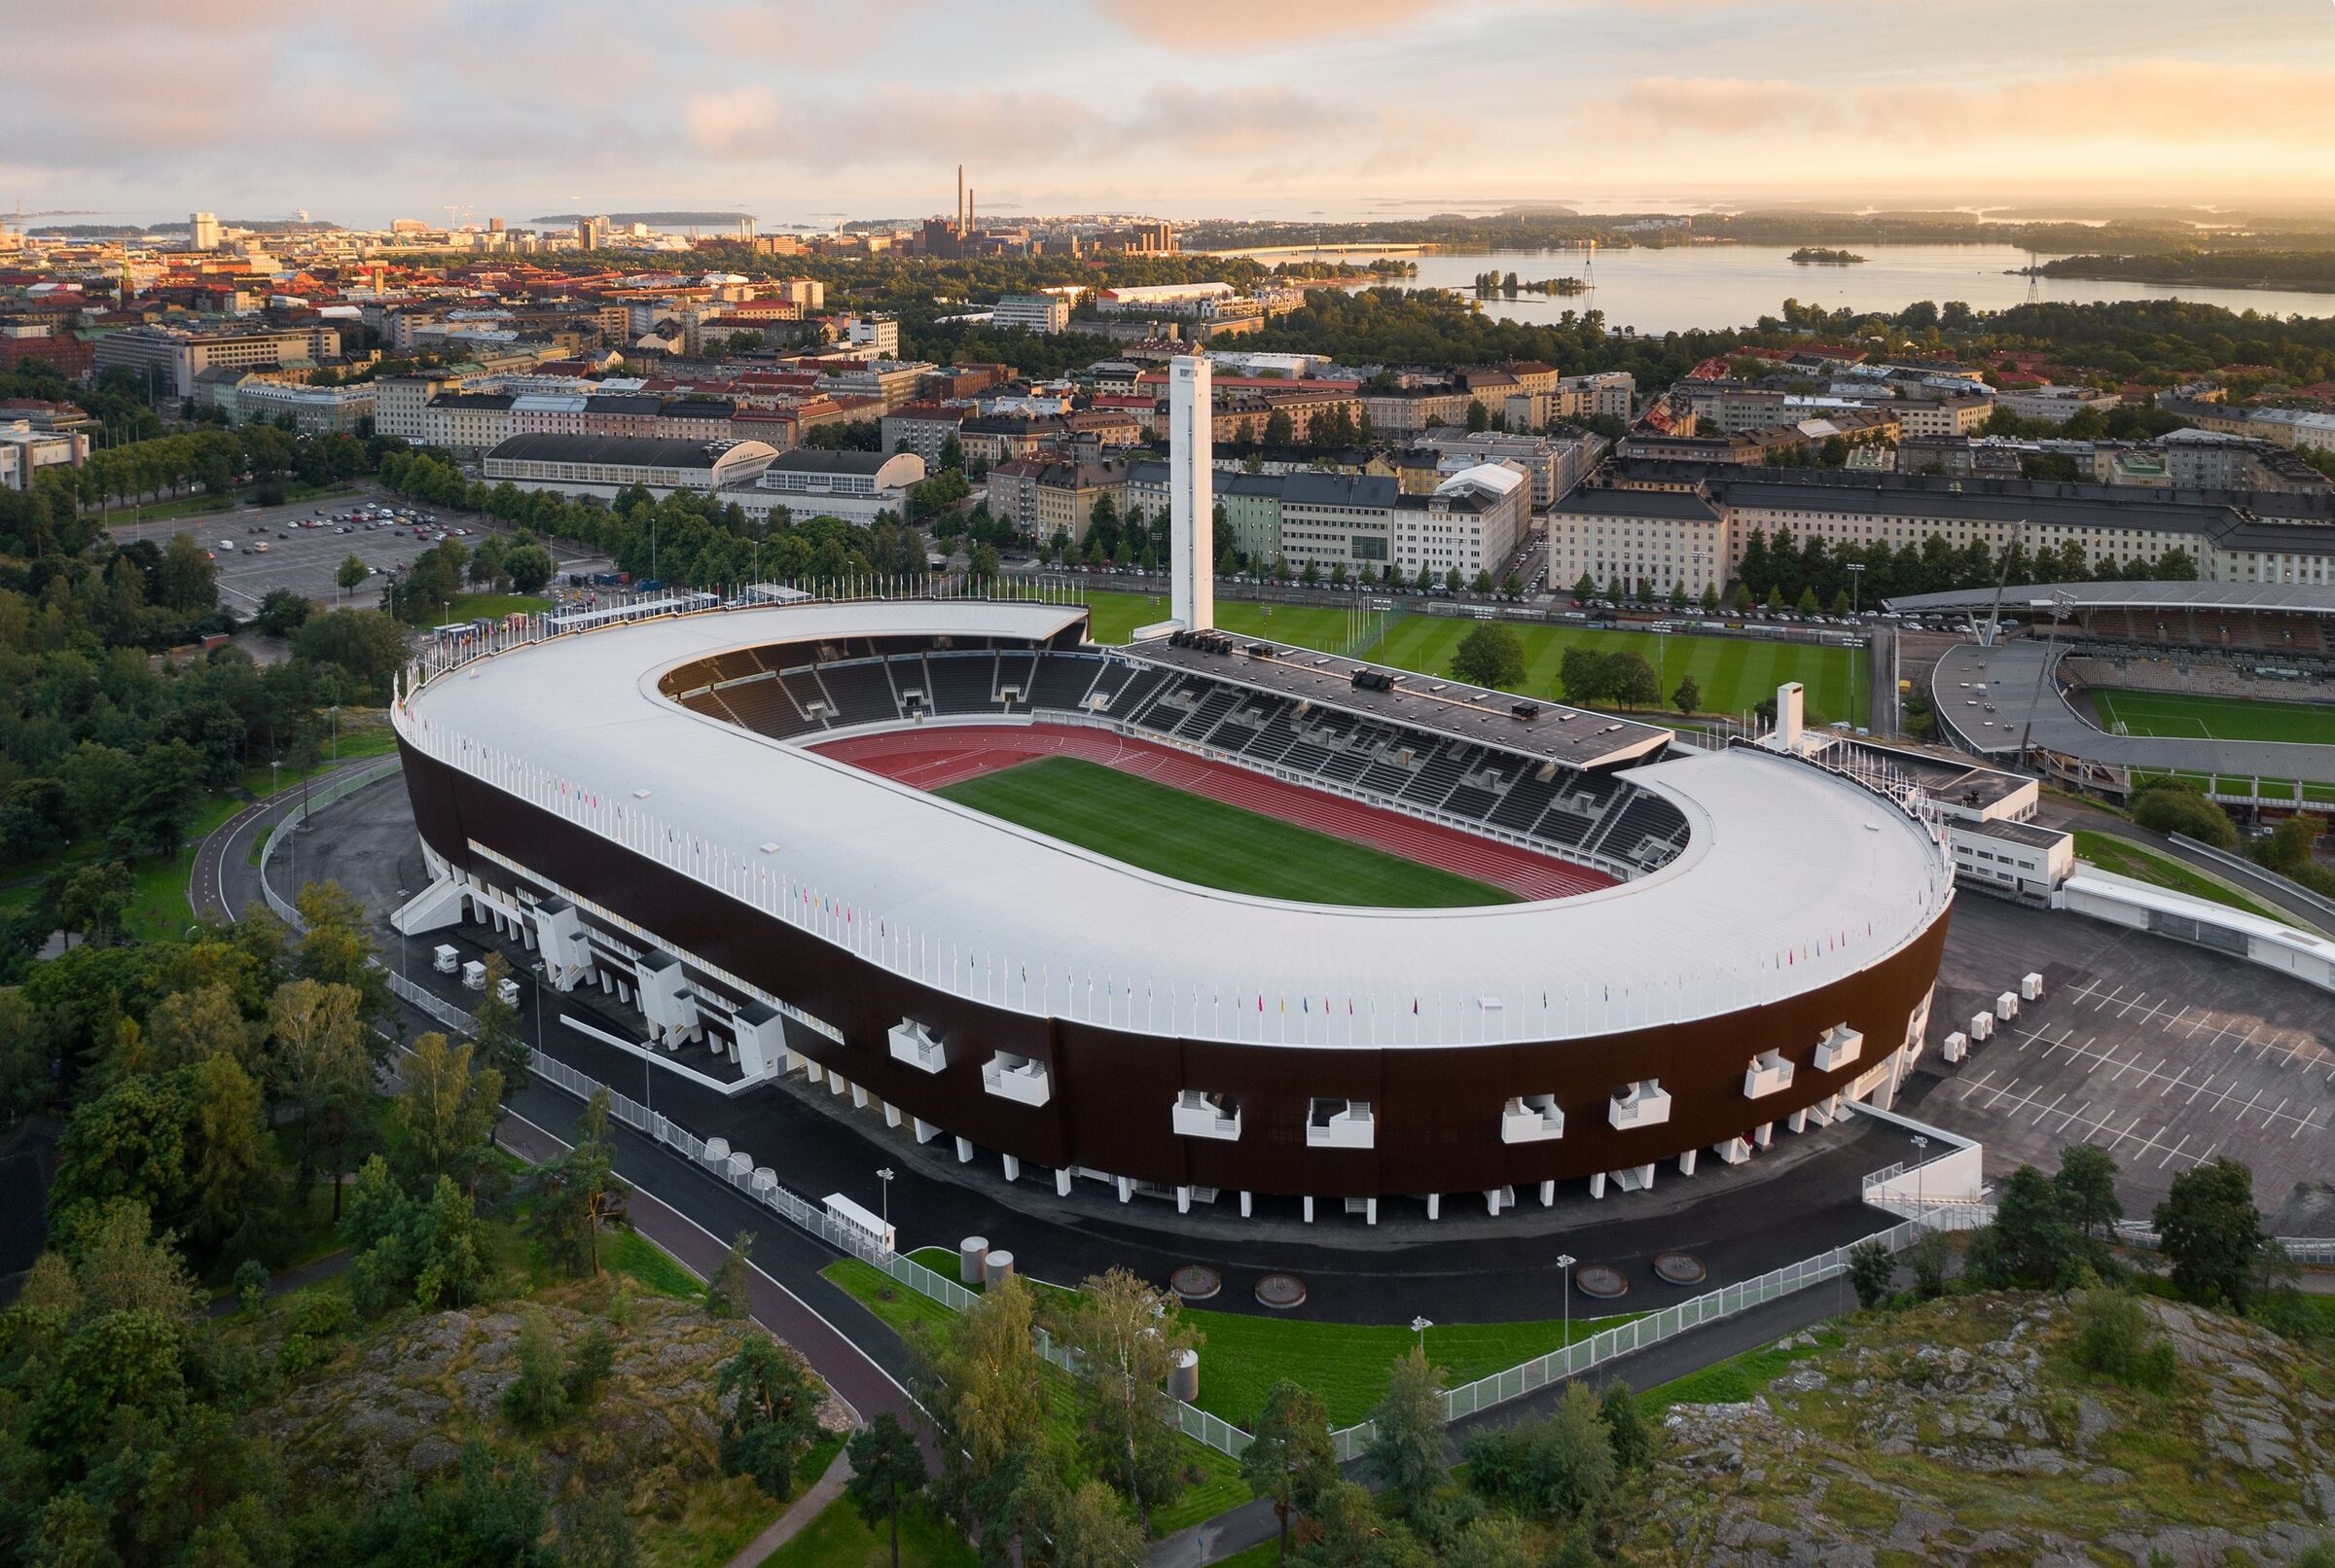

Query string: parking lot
[110,488,609,613]
[1905,896,2333,1226]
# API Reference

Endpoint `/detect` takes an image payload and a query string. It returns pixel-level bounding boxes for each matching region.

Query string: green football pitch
[2089,688,2335,747]
[1076,589,1868,725]
[933,755,1515,909]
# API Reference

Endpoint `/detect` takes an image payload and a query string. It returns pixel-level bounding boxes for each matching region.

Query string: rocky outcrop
[1629,1294,2335,1566]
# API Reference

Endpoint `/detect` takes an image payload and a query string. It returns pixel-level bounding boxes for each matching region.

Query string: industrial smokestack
[956,164,965,235]
[967,189,975,238]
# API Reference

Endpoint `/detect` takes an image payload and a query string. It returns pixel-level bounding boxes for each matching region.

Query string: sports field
[1075,589,1867,724]
[935,755,1517,908]
[2089,687,2335,747]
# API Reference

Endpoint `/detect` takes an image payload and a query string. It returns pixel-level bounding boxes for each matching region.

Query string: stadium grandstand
[1895,583,2335,804]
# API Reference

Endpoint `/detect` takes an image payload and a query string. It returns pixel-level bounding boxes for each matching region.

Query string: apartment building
[377,369,478,443]
[1551,468,2335,596]
[93,324,341,399]
[0,420,88,490]
[986,458,1127,542]
[1560,371,1634,423]
[224,377,377,435]
[1994,385,2121,424]
[993,293,1073,334]
[1126,459,1527,579]
[844,314,900,356]
[1392,465,1530,583]
[880,403,968,464]
[423,392,518,457]
[1414,427,1599,508]
[2159,429,2331,493]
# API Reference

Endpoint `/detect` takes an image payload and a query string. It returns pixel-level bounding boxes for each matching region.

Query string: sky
[11,0,2335,229]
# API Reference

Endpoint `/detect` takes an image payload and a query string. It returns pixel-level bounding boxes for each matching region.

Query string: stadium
[388,588,1955,1218]
[388,360,1955,1221]
[1898,582,2335,806]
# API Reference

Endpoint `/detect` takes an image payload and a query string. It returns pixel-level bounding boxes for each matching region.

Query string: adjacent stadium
[390,593,1954,1214]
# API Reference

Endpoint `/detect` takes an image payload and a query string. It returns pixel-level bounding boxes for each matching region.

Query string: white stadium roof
[398,600,1950,1047]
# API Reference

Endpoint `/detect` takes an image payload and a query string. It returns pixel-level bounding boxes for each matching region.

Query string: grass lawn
[447,591,554,622]
[1079,588,1379,655]
[2070,831,2285,922]
[935,755,1513,909]
[1370,617,1867,725]
[2091,688,2335,746]
[820,1260,1249,1536]
[105,480,359,526]
[891,1248,1637,1432]
[757,1497,976,1568]
[603,1229,707,1301]
[1073,591,1863,722]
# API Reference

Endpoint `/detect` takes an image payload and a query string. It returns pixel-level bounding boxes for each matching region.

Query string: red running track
[810,723,1615,902]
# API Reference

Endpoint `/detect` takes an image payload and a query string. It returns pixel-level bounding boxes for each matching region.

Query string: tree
[1045,1479,1147,1568]
[911,1273,1051,1497]
[2154,1157,2267,1312]
[49,1074,190,1235]
[1263,410,1295,446]
[502,1308,571,1432]
[1362,1343,1449,1515]
[1571,573,1596,599]
[269,978,373,1219]
[1460,1380,1613,1520]
[254,588,311,638]
[1848,1238,1896,1309]
[471,950,527,1107]
[123,739,206,857]
[336,552,369,599]
[156,531,218,613]
[393,1032,503,1190]
[1450,622,1527,689]
[57,861,132,948]
[719,1336,826,1497]
[1446,567,1464,595]
[1670,674,1702,715]
[536,1087,629,1278]
[2055,1143,2123,1246]
[1058,1267,1194,1525]
[1599,1381,1652,1472]
[1795,586,1820,615]
[505,542,555,594]
[705,1229,755,1318]
[2130,778,2239,850]
[185,1053,270,1253]
[1731,582,1753,613]
[845,1413,930,1568]
[411,1173,494,1307]
[1983,1163,2079,1288]
[1465,399,1489,433]
[1701,584,1720,613]
[1241,1378,1337,1562]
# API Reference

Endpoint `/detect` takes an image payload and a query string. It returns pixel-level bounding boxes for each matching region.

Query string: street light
[877,1166,896,1228]
[1556,1254,1576,1343]
[1410,1315,1432,1350]
[1847,561,1865,617]
[1910,1134,1929,1221]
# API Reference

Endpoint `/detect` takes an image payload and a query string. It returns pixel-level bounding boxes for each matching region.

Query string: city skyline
[12,0,2335,228]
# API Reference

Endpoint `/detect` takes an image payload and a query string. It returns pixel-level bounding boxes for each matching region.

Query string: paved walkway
[193,754,383,923]
[203,1247,352,1319]
[725,1448,854,1568]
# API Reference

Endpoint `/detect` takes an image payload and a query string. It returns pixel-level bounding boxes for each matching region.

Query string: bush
[2131,778,2238,849]
[290,1292,356,1339]
[563,1326,615,1407]
[1848,1239,1896,1309]
[234,1258,270,1315]
[501,1310,571,1432]
[2071,1290,2178,1393]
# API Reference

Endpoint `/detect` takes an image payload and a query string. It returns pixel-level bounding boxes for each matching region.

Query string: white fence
[255,761,403,926]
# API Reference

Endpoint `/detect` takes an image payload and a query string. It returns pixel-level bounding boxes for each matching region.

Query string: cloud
[684,81,1359,171]
[1579,59,2335,149]
[1094,0,1461,48]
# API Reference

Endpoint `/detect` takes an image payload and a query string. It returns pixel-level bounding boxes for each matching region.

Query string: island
[1789,247,1866,265]
[1473,269,1590,296]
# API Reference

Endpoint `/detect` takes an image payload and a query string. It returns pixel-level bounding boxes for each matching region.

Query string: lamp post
[1410,1315,1432,1352]
[1847,561,1865,618]
[878,1166,896,1229]
[1910,1133,1928,1222]
[1557,1253,1576,1344]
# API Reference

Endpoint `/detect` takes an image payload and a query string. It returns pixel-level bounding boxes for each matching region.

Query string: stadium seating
[660,635,1691,875]
[816,659,902,726]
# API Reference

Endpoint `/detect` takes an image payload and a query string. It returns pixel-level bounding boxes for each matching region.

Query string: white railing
[2114,1220,2335,1267]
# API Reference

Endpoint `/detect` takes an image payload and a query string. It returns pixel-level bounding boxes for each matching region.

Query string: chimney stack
[956,164,965,235]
